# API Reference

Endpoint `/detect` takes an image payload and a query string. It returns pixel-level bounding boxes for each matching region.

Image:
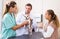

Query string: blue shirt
[2,13,16,39]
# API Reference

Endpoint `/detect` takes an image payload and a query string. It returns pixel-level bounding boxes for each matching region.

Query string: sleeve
[42,26,54,38]
[3,15,16,29]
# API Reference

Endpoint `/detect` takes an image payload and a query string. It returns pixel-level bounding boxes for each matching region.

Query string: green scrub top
[2,13,16,39]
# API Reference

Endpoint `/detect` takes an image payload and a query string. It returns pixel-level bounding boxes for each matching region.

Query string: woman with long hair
[2,1,29,39]
[40,9,59,39]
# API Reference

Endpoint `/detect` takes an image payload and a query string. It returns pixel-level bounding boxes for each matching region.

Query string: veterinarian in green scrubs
[2,1,29,39]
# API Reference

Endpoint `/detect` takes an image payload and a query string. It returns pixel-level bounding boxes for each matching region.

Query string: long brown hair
[3,1,16,16]
[47,9,59,28]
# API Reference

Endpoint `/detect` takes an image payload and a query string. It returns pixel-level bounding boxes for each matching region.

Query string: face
[45,11,51,20]
[9,5,18,14]
[25,6,32,14]
[13,5,18,14]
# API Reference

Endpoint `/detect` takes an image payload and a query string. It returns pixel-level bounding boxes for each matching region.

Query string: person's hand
[22,20,29,25]
[37,22,43,28]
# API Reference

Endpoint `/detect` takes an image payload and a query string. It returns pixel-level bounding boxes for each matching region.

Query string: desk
[8,32,44,39]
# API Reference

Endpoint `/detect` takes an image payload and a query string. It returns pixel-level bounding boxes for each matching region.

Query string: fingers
[23,20,29,25]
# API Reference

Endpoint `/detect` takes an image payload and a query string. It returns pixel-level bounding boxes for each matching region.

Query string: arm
[12,23,24,31]
[42,26,54,38]
[3,14,28,31]
[12,21,28,30]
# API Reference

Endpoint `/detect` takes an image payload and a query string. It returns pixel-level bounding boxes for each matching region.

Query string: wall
[43,0,60,23]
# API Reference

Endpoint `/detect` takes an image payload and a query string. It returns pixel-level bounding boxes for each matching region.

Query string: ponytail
[3,4,10,16]
[3,1,16,16]
[47,9,59,28]
[53,14,59,28]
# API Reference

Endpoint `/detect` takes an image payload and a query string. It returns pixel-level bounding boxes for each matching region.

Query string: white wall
[43,0,60,23]
[0,0,3,38]
[0,0,3,32]
[16,0,43,14]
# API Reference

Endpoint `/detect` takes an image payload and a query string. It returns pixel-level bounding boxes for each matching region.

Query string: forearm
[42,26,54,38]
[12,23,24,30]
